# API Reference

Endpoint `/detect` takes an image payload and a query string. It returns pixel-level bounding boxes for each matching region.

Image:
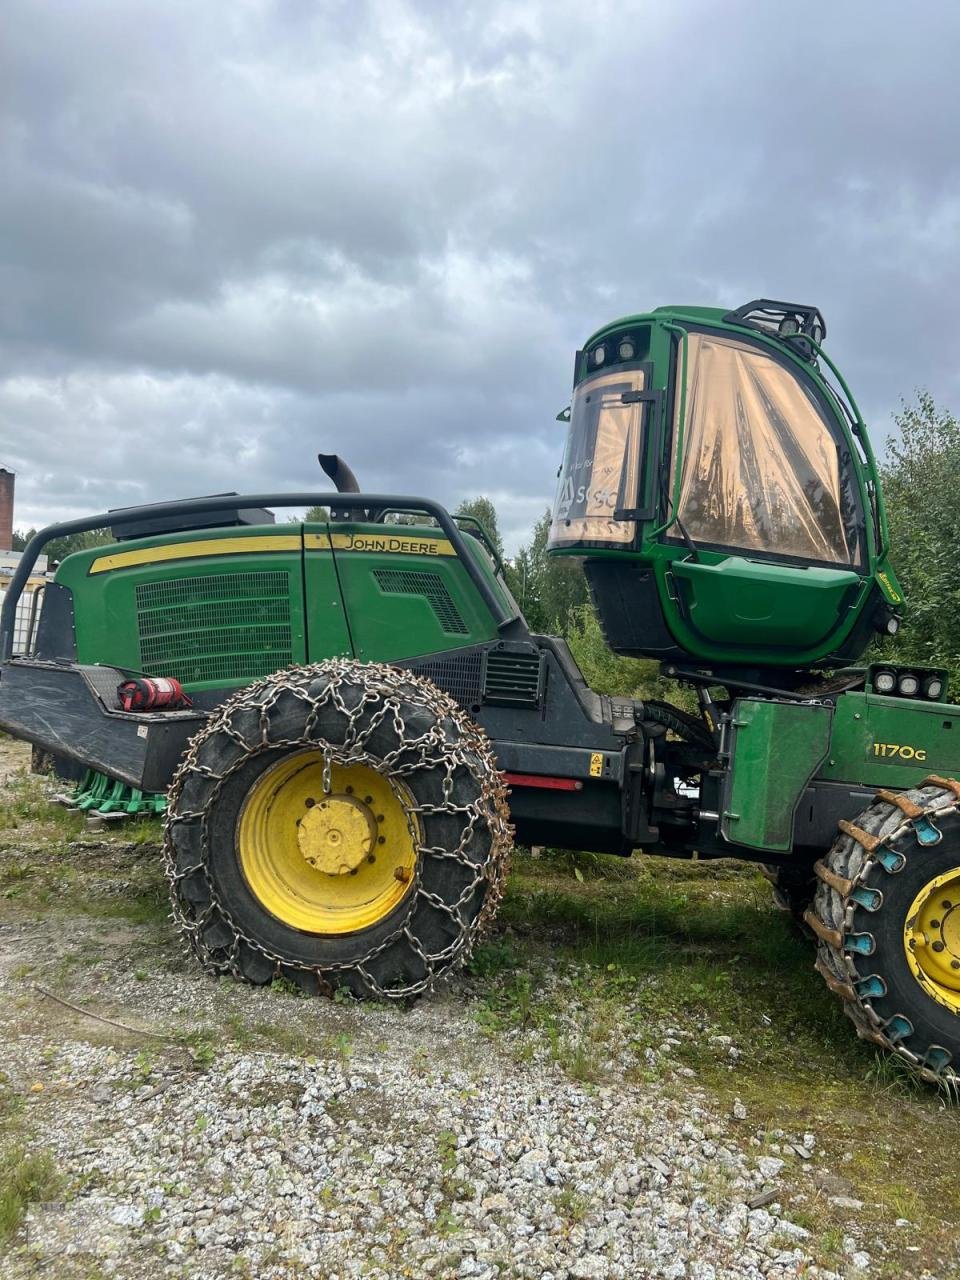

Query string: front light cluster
[873,668,944,700]
[589,335,638,369]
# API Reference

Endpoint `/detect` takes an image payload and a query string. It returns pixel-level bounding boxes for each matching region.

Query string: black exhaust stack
[318,454,365,521]
[318,454,361,494]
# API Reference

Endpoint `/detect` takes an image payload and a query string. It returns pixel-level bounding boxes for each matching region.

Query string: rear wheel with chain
[806,777,960,1087]
[163,660,512,999]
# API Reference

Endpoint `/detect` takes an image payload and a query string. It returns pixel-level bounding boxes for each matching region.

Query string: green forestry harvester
[3,299,960,1086]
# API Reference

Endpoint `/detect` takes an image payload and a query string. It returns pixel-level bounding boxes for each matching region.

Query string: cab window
[548,368,645,548]
[672,331,863,566]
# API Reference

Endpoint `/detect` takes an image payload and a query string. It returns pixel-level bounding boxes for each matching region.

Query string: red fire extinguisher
[117,676,192,712]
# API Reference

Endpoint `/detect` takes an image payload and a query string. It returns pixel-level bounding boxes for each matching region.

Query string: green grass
[0,767,170,928]
[0,773,86,837]
[0,1146,62,1243]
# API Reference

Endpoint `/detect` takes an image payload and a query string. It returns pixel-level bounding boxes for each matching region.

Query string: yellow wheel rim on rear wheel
[903,867,960,1014]
[238,752,418,935]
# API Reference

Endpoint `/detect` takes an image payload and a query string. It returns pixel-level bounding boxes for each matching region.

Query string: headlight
[874,669,896,694]
[778,316,800,337]
[591,344,606,367]
[885,614,901,635]
[618,338,635,361]
[923,675,944,701]
[898,673,920,697]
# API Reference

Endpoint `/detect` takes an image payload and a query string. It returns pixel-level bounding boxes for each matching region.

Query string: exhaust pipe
[318,454,360,494]
[317,453,366,522]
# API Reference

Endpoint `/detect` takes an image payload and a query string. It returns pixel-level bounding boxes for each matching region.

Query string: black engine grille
[373,569,468,635]
[405,648,484,708]
[482,649,543,706]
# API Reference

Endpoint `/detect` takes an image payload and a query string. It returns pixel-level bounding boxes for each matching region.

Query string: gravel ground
[0,742,948,1279]
[0,924,898,1280]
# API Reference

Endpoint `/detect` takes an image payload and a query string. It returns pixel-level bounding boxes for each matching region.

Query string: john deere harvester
[3,299,960,1086]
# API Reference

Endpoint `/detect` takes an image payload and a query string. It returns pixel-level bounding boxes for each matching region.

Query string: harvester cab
[548,299,902,679]
[3,297,960,1090]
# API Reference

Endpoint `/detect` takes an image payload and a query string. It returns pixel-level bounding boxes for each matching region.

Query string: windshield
[671,331,863,565]
[548,368,645,548]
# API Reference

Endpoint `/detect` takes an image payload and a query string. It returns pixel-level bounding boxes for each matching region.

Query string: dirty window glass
[549,368,644,547]
[673,332,858,564]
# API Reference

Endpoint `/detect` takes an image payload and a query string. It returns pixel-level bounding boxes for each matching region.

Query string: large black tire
[162,660,512,999]
[806,780,960,1088]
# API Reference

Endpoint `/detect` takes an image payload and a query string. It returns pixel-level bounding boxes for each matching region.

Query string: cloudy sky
[2,1,959,550]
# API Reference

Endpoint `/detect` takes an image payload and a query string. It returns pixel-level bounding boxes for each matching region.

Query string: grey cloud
[2,0,959,549]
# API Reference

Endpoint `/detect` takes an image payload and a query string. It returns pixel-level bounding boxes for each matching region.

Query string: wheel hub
[298,794,375,875]
[237,753,418,935]
[904,867,960,1010]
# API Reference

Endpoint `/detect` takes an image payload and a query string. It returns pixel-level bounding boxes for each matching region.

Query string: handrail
[651,322,688,535]
[806,340,890,560]
[0,492,518,660]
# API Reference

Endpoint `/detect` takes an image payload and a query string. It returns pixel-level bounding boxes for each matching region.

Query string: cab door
[663,328,868,656]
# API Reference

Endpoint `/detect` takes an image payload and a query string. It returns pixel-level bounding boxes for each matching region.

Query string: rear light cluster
[873,669,944,700]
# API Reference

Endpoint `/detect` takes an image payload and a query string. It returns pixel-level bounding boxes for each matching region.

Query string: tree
[9,527,110,563]
[455,497,505,563]
[510,509,589,635]
[563,603,696,704]
[881,391,960,691]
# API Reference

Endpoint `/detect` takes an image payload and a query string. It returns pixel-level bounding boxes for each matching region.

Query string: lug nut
[942,900,953,909]
[367,854,376,864]
[932,941,946,952]
[378,836,386,845]
[931,919,941,929]
[364,795,373,804]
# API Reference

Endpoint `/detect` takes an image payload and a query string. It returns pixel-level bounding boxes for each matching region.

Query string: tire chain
[805,776,960,1089]
[161,659,514,999]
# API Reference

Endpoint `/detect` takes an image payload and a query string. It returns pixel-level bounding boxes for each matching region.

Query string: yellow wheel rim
[237,752,418,935]
[903,867,960,1014]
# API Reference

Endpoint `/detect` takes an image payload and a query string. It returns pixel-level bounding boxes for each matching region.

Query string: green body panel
[549,304,903,668]
[305,522,501,663]
[668,555,864,655]
[721,690,960,854]
[722,699,834,851]
[56,520,505,692]
[56,525,312,691]
[818,692,960,788]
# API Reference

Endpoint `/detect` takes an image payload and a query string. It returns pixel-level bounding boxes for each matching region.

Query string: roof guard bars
[0,493,520,660]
